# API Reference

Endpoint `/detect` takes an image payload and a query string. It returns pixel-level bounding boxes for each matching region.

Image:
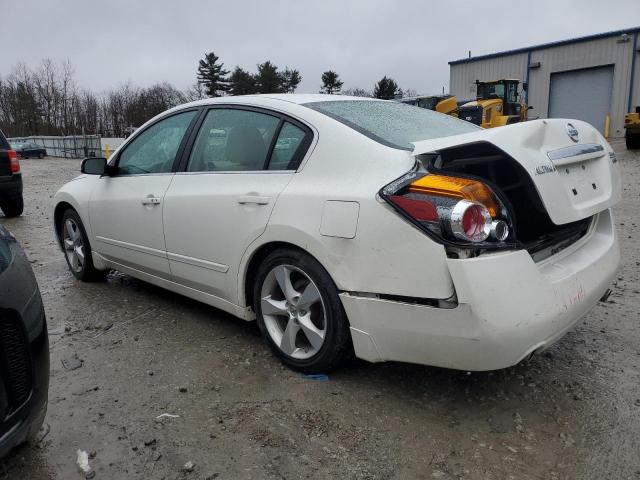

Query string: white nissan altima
[53,94,620,372]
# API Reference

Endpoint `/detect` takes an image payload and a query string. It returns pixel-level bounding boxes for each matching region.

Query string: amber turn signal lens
[408,174,500,217]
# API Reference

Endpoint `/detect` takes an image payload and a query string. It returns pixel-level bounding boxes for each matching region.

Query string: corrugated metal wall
[449,53,528,103]
[450,32,638,137]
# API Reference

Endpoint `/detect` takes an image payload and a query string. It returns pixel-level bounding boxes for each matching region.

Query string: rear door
[89,109,198,278]
[163,106,312,302]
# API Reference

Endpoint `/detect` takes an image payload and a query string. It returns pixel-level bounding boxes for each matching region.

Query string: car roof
[181,93,386,108]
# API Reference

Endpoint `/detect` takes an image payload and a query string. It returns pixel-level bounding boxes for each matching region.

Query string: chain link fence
[7,135,102,159]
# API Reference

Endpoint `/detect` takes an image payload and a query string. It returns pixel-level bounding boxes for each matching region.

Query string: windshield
[304,100,479,150]
[477,83,504,100]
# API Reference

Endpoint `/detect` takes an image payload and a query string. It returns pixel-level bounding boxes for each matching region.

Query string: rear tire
[59,209,106,281]
[253,249,353,373]
[626,130,640,150]
[1,197,24,217]
[38,152,44,159]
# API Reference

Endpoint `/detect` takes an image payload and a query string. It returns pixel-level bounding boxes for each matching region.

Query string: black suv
[0,225,49,457]
[0,131,23,217]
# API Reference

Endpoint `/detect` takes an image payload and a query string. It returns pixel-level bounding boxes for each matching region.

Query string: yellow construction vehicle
[458,79,531,128]
[399,95,459,116]
[624,107,640,149]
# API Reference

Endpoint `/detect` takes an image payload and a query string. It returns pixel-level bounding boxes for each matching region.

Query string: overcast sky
[3,0,639,95]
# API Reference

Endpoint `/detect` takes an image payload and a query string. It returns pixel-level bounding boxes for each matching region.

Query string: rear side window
[187,109,280,172]
[268,122,307,170]
[304,100,479,150]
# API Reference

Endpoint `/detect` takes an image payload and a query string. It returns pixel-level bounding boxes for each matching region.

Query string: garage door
[548,65,614,134]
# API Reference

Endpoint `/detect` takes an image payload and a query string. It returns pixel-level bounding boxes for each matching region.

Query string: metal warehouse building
[449,27,640,137]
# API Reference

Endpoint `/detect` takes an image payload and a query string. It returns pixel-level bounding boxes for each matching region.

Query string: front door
[163,107,312,303]
[89,109,198,278]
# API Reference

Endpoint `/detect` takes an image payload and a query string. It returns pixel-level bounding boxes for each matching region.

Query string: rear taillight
[8,150,20,173]
[381,168,513,248]
[450,200,491,242]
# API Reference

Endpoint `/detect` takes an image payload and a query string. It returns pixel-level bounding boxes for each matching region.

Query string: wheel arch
[240,239,339,314]
[52,195,95,253]
[53,201,75,248]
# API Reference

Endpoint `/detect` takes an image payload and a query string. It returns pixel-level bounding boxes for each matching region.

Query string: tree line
[0,53,414,138]
[197,51,409,99]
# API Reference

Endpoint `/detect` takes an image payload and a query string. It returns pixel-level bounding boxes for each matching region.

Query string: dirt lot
[0,140,638,480]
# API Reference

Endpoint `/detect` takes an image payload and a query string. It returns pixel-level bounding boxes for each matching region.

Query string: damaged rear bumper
[340,209,619,371]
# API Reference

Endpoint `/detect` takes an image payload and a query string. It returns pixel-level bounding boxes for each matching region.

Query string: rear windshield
[304,100,479,150]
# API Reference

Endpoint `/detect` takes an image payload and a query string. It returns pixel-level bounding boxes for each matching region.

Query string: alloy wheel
[62,218,85,273]
[260,264,327,359]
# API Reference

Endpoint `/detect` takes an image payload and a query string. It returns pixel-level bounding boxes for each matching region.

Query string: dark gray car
[13,143,46,160]
[0,225,49,458]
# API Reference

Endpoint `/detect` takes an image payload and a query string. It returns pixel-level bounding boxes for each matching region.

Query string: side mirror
[527,105,534,110]
[81,157,108,175]
[522,82,528,91]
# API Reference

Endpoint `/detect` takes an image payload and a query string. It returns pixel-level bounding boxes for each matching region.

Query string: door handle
[237,195,270,205]
[141,196,161,206]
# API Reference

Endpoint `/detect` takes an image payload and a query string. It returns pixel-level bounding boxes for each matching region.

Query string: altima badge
[566,123,579,143]
[535,164,557,175]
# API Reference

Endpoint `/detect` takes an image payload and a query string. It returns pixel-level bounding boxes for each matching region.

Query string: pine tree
[196,52,229,97]
[320,71,344,94]
[255,61,283,94]
[373,76,401,100]
[280,68,302,93]
[229,67,257,96]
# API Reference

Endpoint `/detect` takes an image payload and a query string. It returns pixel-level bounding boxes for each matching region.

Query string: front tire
[253,249,353,373]
[38,152,44,159]
[626,129,640,150]
[60,209,105,281]
[1,196,24,217]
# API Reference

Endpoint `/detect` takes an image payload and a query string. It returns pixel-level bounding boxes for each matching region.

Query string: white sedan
[53,95,621,372]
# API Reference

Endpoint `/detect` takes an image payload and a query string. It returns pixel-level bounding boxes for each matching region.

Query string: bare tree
[33,58,59,133]
[185,81,206,101]
[342,87,372,97]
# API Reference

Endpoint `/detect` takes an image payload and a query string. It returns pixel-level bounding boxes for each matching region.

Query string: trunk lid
[411,119,621,225]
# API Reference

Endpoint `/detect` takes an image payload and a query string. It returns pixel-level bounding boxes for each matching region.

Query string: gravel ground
[0,140,638,480]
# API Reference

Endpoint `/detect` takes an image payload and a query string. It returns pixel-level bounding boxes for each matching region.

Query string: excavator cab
[476,79,522,117]
[459,79,530,128]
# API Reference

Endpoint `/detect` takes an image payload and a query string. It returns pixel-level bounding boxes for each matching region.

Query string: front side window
[187,108,280,172]
[117,110,197,175]
[305,100,479,150]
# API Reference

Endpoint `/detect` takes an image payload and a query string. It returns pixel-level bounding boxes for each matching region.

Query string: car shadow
[93,269,597,414]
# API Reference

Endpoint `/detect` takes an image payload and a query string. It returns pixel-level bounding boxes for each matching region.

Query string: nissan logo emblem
[566,123,579,143]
